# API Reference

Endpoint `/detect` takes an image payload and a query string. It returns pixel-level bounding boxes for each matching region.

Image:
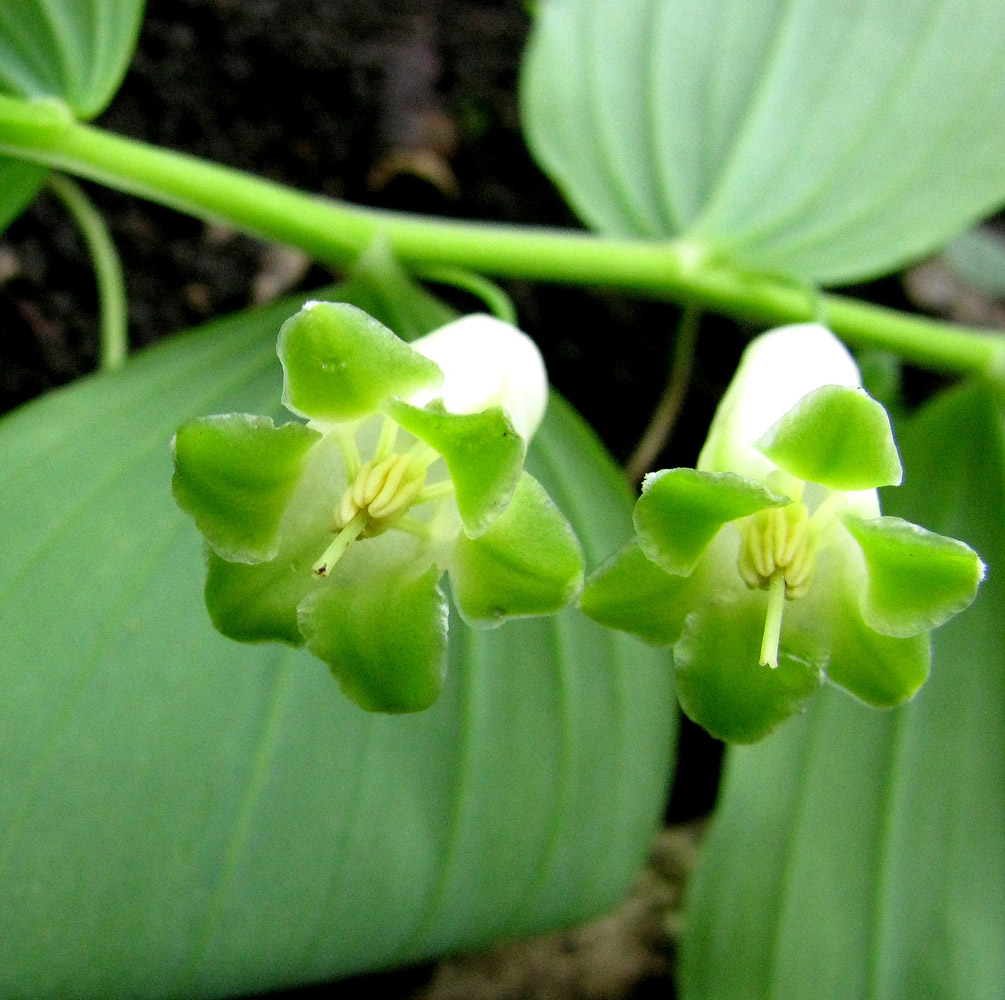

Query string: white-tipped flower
[582,323,985,743]
[173,302,583,715]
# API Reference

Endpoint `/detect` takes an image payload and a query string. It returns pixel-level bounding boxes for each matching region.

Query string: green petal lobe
[843,514,986,637]
[386,399,525,536]
[580,539,704,647]
[757,385,903,490]
[635,468,788,576]
[824,602,931,707]
[673,596,825,743]
[278,301,443,422]
[298,561,448,713]
[205,548,317,646]
[450,471,583,626]
[172,414,320,562]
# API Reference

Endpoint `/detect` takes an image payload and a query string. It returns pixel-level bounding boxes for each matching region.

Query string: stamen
[368,453,414,516]
[360,455,396,506]
[415,479,456,504]
[373,416,399,461]
[394,516,433,541]
[407,440,443,470]
[333,427,361,480]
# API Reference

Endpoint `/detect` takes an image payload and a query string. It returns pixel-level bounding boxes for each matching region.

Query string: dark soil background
[1,1,959,997]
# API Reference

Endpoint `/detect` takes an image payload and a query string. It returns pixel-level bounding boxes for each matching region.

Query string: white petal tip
[408,314,548,439]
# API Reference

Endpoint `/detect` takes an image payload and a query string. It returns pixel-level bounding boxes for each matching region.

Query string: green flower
[172,302,583,713]
[581,323,985,743]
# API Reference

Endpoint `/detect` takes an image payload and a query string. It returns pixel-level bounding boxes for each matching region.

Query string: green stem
[411,265,517,324]
[625,304,702,482]
[4,97,1002,377]
[46,172,128,370]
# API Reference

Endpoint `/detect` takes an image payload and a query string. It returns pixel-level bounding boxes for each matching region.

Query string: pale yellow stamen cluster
[313,420,451,578]
[738,502,814,599]
[737,502,816,669]
[334,453,427,538]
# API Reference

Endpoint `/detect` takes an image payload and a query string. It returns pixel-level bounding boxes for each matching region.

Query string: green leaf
[299,561,448,713]
[757,385,903,490]
[522,0,1005,283]
[0,289,676,997]
[171,413,320,563]
[941,224,1005,300]
[385,399,525,537]
[635,468,786,576]
[278,301,442,423]
[0,0,145,119]
[0,155,45,235]
[680,381,1005,1000]
[673,592,825,744]
[844,514,986,638]
[450,471,584,626]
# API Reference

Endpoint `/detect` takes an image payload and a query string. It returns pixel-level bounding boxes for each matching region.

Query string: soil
[0,1,775,997]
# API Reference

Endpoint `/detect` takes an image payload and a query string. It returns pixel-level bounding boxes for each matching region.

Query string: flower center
[334,453,427,538]
[737,503,815,668]
[312,418,452,577]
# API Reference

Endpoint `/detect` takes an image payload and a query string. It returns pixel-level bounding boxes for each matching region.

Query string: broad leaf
[680,381,1005,999]
[522,0,1005,283]
[941,224,1005,299]
[0,0,145,119]
[0,289,676,998]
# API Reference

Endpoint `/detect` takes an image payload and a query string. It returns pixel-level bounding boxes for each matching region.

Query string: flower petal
[843,514,986,637]
[756,384,903,490]
[408,314,548,441]
[449,471,583,626]
[579,539,704,646]
[635,468,788,576]
[278,301,442,423]
[698,323,861,481]
[672,594,826,743]
[205,547,319,646]
[171,413,320,563]
[822,598,931,707]
[297,561,448,713]
[385,399,525,537]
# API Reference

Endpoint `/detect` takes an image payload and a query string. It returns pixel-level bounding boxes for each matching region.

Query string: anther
[738,503,814,598]
[333,452,428,539]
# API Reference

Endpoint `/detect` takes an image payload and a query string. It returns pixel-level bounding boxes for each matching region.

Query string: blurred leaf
[522,0,1005,283]
[679,380,1004,1000]
[0,0,145,119]
[0,155,45,234]
[942,225,1005,299]
[0,285,676,998]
